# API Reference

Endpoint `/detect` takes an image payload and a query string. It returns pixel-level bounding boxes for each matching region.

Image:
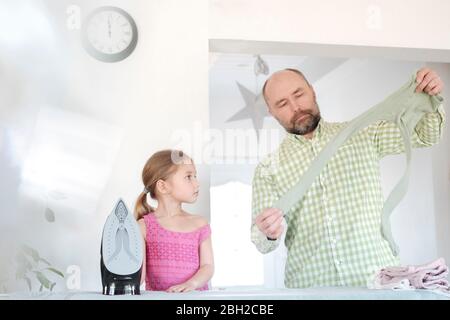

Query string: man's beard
[286,110,321,136]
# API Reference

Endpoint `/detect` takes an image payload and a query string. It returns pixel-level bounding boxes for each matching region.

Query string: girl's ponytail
[134,191,154,220]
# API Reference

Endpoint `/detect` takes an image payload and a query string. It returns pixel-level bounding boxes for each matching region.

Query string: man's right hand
[255,208,284,240]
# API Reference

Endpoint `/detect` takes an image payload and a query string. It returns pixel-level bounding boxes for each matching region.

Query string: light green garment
[273,72,444,257]
[251,72,446,288]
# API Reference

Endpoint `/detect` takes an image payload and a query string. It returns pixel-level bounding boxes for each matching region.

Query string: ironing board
[2,286,449,300]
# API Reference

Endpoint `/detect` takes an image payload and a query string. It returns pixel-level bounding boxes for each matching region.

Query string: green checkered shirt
[251,104,446,288]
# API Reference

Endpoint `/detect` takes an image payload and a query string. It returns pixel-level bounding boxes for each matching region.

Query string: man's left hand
[415,67,444,96]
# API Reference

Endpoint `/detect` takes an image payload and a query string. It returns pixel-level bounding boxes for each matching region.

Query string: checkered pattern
[251,104,446,288]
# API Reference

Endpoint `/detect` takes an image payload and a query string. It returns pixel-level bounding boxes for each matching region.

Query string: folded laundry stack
[368,258,450,294]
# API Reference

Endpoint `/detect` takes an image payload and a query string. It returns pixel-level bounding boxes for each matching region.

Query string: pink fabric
[375,258,449,291]
[143,213,211,291]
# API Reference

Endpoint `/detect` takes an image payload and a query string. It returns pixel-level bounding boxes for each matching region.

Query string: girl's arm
[167,236,214,293]
[137,219,146,286]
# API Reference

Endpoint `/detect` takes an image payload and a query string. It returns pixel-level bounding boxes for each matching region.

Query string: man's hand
[415,67,444,96]
[255,208,284,240]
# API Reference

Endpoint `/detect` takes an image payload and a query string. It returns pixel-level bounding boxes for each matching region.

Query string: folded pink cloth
[372,258,449,291]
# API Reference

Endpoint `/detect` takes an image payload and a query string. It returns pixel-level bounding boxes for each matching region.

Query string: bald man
[251,67,446,288]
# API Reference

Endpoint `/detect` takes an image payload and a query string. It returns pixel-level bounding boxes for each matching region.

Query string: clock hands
[108,14,112,39]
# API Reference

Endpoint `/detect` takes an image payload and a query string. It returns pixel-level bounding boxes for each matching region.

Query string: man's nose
[288,98,302,113]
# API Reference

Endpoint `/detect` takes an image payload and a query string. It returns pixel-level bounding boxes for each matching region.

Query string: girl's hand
[166,280,198,293]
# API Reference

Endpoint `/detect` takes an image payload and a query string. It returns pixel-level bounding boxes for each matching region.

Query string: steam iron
[100,199,143,295]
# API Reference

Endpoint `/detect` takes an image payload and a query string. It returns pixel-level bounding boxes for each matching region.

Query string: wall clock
[82,6,138,63]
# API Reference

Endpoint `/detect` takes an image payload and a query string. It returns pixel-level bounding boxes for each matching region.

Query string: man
[251,67,446,288]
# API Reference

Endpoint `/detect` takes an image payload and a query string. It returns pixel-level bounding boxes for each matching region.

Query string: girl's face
[164,162,199,203]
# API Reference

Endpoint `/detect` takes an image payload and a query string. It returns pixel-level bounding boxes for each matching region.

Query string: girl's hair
[134,149,192,220]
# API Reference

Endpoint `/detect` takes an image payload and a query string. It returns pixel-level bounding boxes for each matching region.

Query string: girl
[134,149,214,292]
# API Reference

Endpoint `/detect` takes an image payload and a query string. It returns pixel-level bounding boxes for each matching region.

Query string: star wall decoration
[226,82,270,141]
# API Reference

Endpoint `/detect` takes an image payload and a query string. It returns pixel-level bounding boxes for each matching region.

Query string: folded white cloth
[367,258,450,293]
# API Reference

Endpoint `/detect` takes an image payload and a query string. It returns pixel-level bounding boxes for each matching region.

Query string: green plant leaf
[15,266,26,280]
[21,244,40,263]
[15,255,28,279]
[46,267,64,278]
[15,251,33,270]
[45,207,55,223]
[48,190,67,200]
[39,258,51,266]
[50,282,56,291]
[34,271,51,289]
[24,276,32,291]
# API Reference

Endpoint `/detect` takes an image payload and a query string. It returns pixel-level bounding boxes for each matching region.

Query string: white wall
[0,0,208,292]
[210,0,450,50]
[429,63,450,265]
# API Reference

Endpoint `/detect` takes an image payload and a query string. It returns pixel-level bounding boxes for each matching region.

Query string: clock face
[82,6,138,63]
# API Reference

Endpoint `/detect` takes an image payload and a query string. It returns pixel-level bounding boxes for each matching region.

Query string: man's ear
[310,85,316,100]
[265,101,274,116]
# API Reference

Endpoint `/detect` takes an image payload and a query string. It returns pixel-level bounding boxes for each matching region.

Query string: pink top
[143,213,211,291]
